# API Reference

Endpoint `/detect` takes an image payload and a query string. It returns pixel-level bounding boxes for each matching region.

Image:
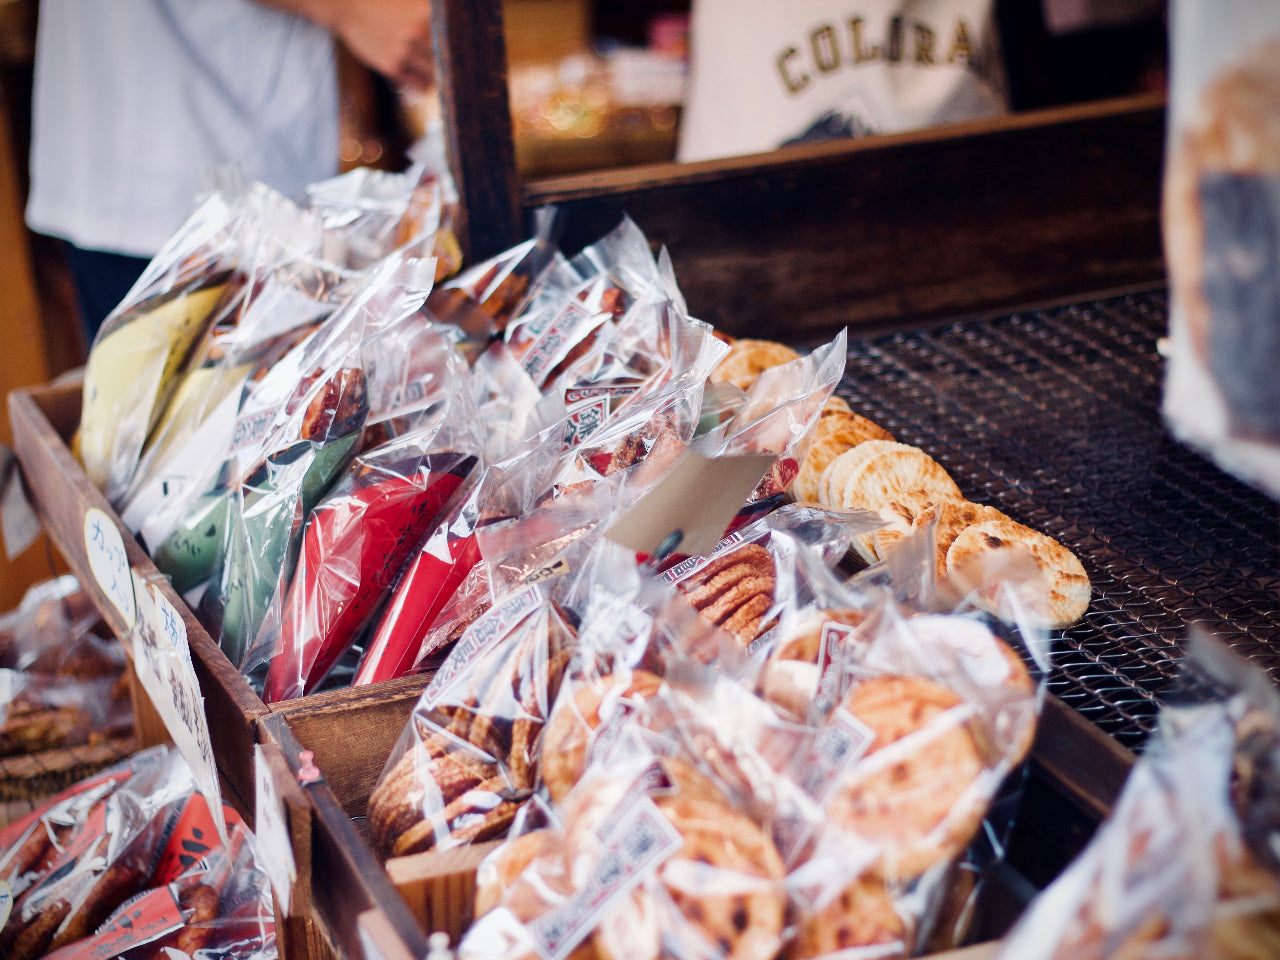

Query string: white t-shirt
[26,0,339,257]
[678,0,1009,163]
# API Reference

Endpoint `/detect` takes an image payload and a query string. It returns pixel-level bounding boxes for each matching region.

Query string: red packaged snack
[256,321,485,700]
[353,422,569,688]
[261,444,479,701]
[0,748,194,957]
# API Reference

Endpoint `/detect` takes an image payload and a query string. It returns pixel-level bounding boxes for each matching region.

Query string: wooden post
[432,0,524,262]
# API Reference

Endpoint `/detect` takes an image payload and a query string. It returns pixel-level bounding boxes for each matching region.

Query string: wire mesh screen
[836,288,1280,751]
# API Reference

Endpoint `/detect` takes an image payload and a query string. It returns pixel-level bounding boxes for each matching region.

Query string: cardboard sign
[84,508,136,628]
[254,744,297,916]
[0,446,40,560]
[604,450,776,559]
[131,571,227,844]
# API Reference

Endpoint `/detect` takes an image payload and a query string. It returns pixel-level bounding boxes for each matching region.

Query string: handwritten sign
[131,571,227,844]
[254,745,297,916]
[84,508,136,628]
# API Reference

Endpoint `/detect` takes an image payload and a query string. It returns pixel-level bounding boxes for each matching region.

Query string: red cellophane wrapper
[258,324,484,702]
[49,821,277,960]
[0,746,196,957]
[353,421,569,688]
[0,745,278,960]
[997,635,1280,960]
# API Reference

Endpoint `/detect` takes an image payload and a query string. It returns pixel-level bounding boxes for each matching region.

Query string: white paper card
[131,572,227,844]
[84,508,136,628]
[254,745,296,916]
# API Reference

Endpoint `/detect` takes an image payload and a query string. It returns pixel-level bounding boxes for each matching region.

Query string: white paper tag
[254,745,296,916]
[527,796,681,960]
[84,508,136,628]
[0,447,40,561]
[802,707,877,800]
[131,573,227,844]
[423,585,542,709]
[0,881,11,929]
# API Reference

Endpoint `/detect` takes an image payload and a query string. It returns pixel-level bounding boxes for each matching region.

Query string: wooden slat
[1032,695,1135,819]
[268,672,430,817]
[523,94,1168,340]
[434,0,523,262]
[386,839,502,943]
[261,711,430,960]
[7,384,268,805]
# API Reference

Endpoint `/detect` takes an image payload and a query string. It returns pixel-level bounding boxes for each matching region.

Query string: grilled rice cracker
[873,498,1010,577]
[816,440,916,510]
[835,445,964,563]
[945,519,1091,630]
[791,413,896,503]
[710,339,802,392]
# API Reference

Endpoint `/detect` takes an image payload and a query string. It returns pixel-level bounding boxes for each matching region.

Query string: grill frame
[837,287,1280,751]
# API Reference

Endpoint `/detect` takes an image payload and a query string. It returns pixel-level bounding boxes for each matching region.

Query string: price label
[131,572,226,844]
[254,745,296,916]
[84,508,136,628]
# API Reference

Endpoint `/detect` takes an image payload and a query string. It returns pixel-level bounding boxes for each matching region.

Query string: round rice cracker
[541,670,666,802]
[824,675,988,883]
[838,446,964,563]
[786,876,909,960]
[791,414,896,503]
[710,339,802,392]
[760,608,866,718]
[872,498,1010,578]
[816,440,915,510]
[474,828,560,918]
[945,519,1091,630]
[821,395,852,416]
[592,796,787,960]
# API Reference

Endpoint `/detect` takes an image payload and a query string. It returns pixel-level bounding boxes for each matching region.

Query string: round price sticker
[84,508,136,628]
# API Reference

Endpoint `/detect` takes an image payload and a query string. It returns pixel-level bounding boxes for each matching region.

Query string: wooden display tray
[5,382,434,824]
[262,682,1135,960]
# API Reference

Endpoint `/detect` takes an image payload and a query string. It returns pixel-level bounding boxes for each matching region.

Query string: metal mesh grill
[836,289,1280,751]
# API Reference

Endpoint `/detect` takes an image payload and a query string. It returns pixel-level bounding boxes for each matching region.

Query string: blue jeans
[62,242,150,345]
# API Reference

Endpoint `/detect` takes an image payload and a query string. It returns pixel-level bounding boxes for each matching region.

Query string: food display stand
[8,2,1277,959]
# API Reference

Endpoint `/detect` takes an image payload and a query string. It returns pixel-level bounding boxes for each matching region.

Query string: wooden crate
[264,688,1133,959]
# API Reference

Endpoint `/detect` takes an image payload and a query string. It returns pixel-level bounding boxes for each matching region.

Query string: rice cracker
[824,675,987,882]
[791,412,896,503]
[945,518,1091,629]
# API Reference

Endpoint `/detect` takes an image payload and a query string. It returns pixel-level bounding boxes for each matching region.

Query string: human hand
[330,0,435,91]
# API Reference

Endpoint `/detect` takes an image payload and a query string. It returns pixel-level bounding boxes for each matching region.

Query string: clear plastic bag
[256,325,485,701]
[189,254,437,667]
[365,583,579,858]
[78,183,255,503]
[996,633,1280,960]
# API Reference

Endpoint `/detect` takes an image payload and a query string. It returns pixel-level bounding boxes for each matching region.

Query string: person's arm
[257,0,436,91]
